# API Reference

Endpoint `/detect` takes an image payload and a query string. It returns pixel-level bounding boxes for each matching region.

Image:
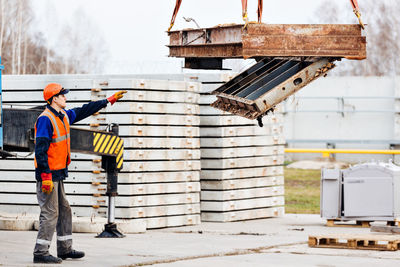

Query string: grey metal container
[321,161,400,222]
[320,169,341,219]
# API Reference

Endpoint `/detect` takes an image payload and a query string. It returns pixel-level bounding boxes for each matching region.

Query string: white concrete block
[0,170,201,183]
[0,193,200,208]
[201,196,285,211]
[201,166,284,180]
[107,102,200,115]
[201,206,284,222]
[125,90,199,104]
[201,186,284,201]
[119,126,200,137]
[123,149,200,161]
[124,137,200,149]
[71,217,146,234]
[200,124,283,137]
[201,176,284,190]
[78,114,200,126]
[200,136,285,148]
[201,155,284,169]
[0,213,35,230]
[0,181,201,195]
[200,146,284,158]
[200,114,283,126]
[0,159,201,172]
[3,76,200,93]
[146,214,200,229]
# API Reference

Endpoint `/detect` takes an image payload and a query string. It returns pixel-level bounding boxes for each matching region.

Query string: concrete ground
[1,214,400,267]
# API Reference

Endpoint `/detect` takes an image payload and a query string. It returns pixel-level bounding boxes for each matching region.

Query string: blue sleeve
[35,116,53,139]
[35,117,52,174]
[69,99,108,124]
[35,137,51,174]
[65,109,77,125]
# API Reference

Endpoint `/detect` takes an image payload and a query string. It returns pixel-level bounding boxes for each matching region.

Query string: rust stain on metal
[211,59,337,120]
[245,24,363,36]
[169,44,243,58]
[168,23,366,60]
[168,23,365,121]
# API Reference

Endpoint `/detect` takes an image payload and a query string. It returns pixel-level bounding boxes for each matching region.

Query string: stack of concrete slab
[196,73,285,222]
[0,75,201,229]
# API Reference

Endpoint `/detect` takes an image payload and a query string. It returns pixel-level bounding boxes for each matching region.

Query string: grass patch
[284,167,320,214]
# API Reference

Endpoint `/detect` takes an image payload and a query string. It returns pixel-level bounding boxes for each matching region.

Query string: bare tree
[312,0,342,24]
[16,0,23,74]
[0,0,5,58]
[64,8,109,74]
[0,1,109,74]
[312,0,400,76]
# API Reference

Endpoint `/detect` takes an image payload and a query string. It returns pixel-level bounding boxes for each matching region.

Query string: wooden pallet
[309,233,400,251]
[326,219,399,228]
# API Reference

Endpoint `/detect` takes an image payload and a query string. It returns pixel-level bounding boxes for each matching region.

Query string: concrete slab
[1,214,400,267]
[0,213,146,233]
[0,213,35,231]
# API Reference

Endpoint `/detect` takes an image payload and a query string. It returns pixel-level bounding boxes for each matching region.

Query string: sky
[32,0,361,74]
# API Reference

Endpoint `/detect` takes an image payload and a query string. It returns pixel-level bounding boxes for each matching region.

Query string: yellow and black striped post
[69,127,123,170]
[95,124,125,238]
[93,131,124,170]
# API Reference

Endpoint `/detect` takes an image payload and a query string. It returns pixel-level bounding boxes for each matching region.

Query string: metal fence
[282,76,400,162]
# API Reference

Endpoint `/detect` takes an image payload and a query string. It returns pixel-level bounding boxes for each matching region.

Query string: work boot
[58,249,85,260]
[33,254,62,264]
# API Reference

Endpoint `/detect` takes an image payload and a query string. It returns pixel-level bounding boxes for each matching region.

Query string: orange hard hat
[43,83,69,102]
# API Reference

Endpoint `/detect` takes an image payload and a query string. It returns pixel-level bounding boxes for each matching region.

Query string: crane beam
[168,23,366,69]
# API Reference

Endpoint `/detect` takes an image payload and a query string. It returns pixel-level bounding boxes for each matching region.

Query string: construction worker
[33,83,127,264]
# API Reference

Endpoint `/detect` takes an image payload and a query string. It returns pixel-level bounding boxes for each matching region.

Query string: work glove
[107,90,127,105]
[41,173,54,194]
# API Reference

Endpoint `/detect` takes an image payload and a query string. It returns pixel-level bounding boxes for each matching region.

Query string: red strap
[349,0,359,10]
[168,0,182,31]
[242,0,263,23]
[349,0,364,29]
[241,0,248,16]
[257,0,263,23]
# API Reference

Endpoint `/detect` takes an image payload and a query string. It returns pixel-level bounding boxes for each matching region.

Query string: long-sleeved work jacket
[35,99,108,181]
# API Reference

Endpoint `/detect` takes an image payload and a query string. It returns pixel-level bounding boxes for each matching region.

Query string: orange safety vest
[34,108,71,171]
